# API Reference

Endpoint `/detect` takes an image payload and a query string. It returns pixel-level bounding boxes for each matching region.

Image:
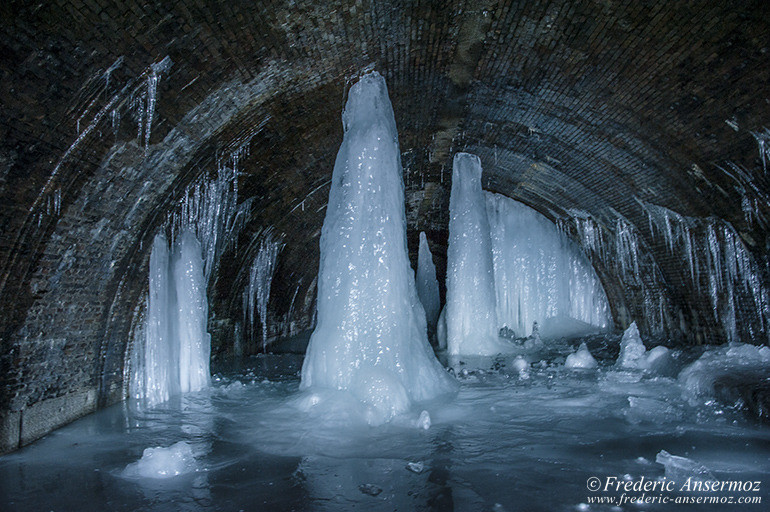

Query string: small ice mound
[415,410,431,430]
[512,356,529,378]
[565,343,598,369]
[406,461,425,474]
[616,322,672,373]
[655,450,716,482]
[122,441,198,479]
[678,342,770,403]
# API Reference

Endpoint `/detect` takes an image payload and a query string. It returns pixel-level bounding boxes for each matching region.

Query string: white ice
[616,322,671,373]
[416,231,441,329]
[130,234,178,405]
[565,342,598,369]
[122,441,198,479]
[656,450,715,482]
[299,71,455,424]
[173,230,211,394]
[130,229,210,406]
[446,153,514,355]
[679,342,770,403]
[486,192,611,338]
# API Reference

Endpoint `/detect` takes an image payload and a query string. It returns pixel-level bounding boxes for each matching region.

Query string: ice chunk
[512,356,530,379]
[406,461,425,474]
[565,343,598,369]
[122,441,198,479]
[486,192,611,338]
[173,230,211,394]
[300,71,455,424]
[359,484,383,496]
[679,342,770,402]
[656,450,715,482]
[446,153,513,355]
[416,232,441,329]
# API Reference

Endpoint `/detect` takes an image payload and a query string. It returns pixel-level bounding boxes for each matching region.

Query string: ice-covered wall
[486,193,611,338]
[300,72,454,423]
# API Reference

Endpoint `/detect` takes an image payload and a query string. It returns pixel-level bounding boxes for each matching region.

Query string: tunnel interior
[1,1,770,509]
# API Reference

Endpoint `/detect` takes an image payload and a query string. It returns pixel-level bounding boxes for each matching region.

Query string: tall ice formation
[130,230,211,406]
[416,232,441,329]
[300,71,454,422]
[446,153,512,355]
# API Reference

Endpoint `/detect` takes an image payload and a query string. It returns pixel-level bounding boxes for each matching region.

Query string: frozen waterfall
[299,71,455,424]
[416,232,440,330]
[445,153,513,356]
[486,192,611,338]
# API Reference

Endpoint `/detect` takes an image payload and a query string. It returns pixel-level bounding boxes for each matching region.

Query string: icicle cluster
[243,229,284,351]
[643,202,769,343]
[562,214,670,334]
[486,193,611,338]
[171,155,253,282]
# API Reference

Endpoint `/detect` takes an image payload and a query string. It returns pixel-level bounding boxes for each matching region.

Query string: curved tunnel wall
[1,0,769,452]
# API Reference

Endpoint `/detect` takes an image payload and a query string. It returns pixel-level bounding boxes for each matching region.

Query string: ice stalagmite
[416,232,440,329]
[130,234,179,405]
[130,230,210,406]
[300,71,454,423]
[173,230,211,393]
[446,153,512,356]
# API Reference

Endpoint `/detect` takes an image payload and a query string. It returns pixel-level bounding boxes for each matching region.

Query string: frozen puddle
[0,344,768,511]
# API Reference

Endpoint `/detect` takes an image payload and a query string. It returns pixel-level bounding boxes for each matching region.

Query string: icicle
[244,230,283,351]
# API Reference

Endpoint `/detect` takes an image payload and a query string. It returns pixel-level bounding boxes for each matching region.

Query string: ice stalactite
[643,202,769,343]
[130,230,210,405]
[416,232,440,330]
[243,230,283,351]
[485,193,611,339]
[300,71,455,424]
[560,213,671,335]
[446,153,513,355]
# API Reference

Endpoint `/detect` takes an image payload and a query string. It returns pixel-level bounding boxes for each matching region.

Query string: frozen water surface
[1,338,768,511]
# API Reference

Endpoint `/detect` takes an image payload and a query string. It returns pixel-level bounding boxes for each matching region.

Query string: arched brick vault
[1,0,769,450]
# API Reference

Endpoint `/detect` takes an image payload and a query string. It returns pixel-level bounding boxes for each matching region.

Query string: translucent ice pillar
[300,71,454,423]
[446,153,511,355]
[416,232,440,329]
[173,229,211,393]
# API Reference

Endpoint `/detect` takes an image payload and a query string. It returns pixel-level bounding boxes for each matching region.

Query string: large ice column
[485,192,611,338]
[130,234,179,406]
[416,232,441,329]
[172,229,211,393]
[300,71,454,422]
[446,153,511,355]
